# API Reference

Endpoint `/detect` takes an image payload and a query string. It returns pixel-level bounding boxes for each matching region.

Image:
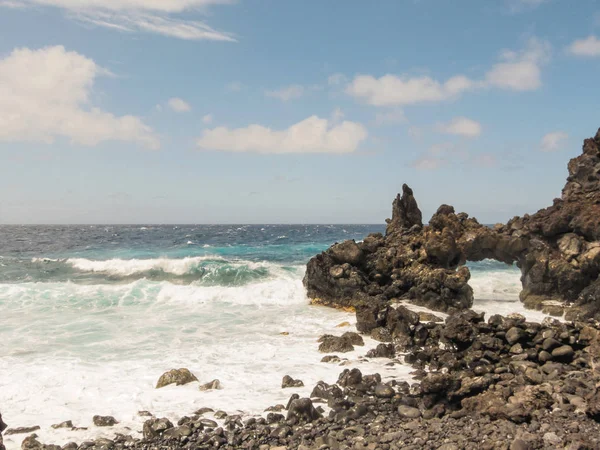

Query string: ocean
[0,225,550,449]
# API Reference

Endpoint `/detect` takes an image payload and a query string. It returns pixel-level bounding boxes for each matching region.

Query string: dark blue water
[0,224,385,284]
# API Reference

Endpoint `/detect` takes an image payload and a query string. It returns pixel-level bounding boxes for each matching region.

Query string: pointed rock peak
[386,184,423,234]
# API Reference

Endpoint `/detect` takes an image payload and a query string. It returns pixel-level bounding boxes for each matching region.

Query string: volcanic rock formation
[304,127,600,320]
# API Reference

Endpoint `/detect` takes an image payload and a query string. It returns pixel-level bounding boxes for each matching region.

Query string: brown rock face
[303,127,600,319]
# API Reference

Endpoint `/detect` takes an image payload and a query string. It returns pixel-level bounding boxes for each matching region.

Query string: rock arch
[304,128,600,320]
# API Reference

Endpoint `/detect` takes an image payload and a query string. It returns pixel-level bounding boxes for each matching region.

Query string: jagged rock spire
[386,184,423,234]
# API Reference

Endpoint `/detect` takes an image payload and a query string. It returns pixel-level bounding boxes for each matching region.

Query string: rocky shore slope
[304,127,600,321]
[8,310,600,449]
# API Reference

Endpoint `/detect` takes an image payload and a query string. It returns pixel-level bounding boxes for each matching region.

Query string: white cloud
[346,39,550,107]
[567,36,600,57]
[485,38,551,91]
[435,117,482,138]
[265,84,304,102]
[540,131,568,152]
[374,109,406,126]
[196,116,368,154]
[346,74,474,107]
[0,45,159,149]
[3,0,236,41]
[168,97,192,113]
[202,113,213,124]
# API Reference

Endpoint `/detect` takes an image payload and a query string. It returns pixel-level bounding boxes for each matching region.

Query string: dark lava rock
[310,381,343,400]
[143,417,173,440]
[4,426,40,435]
[156,368,198,388]
[286,398,321,423]
[92,416,118,427]
[366,343,395,358]
[318,335,355,353]
[51,421,73,429]
[281,375,304,388]
[304,127,600,319]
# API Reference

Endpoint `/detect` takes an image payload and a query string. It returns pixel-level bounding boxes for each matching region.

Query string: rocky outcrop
[304,127,600,319]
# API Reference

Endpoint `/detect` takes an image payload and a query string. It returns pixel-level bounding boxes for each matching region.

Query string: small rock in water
[264,404,285,412]
[137,411,153,417]
[93,416,118,427]
[51,421,73,429]
[281,375,304,388]
[318,335,354,353]
[4,426,40,435]
[194,407,214,415]
[214,411,228,419]
[156,368,198,389]
[336,321,351,327]
[199,379,222,391]
[279,331,289,336]
[341,331,364,346]
[320,355,341,363]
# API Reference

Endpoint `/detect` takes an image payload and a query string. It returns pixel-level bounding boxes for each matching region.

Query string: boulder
[318,335,354,353]
[286,398,321,423]
[281,375,304,388]
[156,368,198,389]
[143,417,174,440]
[199,379,222,391]
[92,416,118,427]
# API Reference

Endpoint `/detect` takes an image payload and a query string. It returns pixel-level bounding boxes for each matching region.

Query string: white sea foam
[0,276,408,450]
[0,259,557,449]
[63,256,276,277]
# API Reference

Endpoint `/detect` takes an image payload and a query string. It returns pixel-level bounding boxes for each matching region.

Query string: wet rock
[310,381,343,400]
[143,417,173,440]
[318,335,354,353]
[286,398,321,423]
[4,426,40,435]
[281,375,304,388]
[320,355,341,363]
[366,343,395,358]
[337,368,362,387]
[341,331,364,346]
[93,416,118,427]
[199,379,222,391]
[51,421,73,429]
[156,368,198,388]
[21,434,43,450]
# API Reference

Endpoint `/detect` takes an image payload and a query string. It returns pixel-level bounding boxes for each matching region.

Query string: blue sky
[0,0,599,224]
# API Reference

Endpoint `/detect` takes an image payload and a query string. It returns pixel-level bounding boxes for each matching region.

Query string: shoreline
[3,297,594,450]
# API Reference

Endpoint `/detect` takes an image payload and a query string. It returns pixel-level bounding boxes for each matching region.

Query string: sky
[0,0,599,224]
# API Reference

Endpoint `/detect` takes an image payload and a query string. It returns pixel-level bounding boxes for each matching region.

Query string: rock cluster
[304,128,600,319]
[20,311,600,450]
